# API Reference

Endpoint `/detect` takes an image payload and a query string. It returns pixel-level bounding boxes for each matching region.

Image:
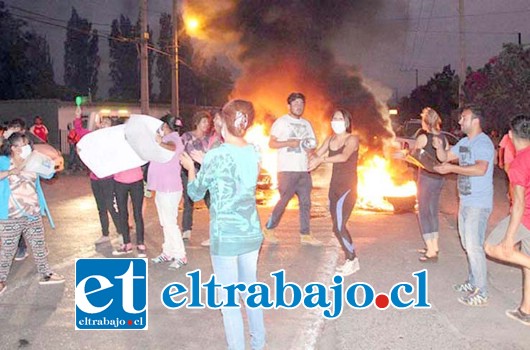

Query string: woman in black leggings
[310,108,359,276]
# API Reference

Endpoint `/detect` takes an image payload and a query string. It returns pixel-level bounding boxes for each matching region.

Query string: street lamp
[185,17,200,34]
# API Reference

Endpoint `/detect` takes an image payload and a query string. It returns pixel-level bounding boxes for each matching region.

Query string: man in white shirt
[264,92,322,246]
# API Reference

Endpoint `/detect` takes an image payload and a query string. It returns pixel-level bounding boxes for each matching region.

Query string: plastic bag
[24,151,55,179]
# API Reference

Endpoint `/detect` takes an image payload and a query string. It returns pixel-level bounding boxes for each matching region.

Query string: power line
[413,0,436,72]
[8,4,109,28]
[402,0,425,71]
[10,12,134,44]
[7,8,232,86]
[407,29,520,36]
[381,8,530,21]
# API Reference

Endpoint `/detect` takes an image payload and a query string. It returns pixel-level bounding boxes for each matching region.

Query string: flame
[245,123,276,183]
[356,155,417,211]
[231,67,416,212]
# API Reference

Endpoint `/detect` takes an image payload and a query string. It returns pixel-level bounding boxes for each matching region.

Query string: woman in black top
[310,108,360,276]
[413,107,449,262]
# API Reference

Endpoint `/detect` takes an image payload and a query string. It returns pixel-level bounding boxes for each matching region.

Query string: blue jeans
[211,250,265,350]
[417,172,444,240]
[267,172,312,234]
[458,206,492,296]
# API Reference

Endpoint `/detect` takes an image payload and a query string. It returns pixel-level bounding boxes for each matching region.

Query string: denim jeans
[211,250,265,350]
[181,169,210,232]
[266,172,312,234]
[417,172,444,240]
[458,205,492,296]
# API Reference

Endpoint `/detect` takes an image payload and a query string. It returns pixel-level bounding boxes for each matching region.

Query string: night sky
[3,0,530,102]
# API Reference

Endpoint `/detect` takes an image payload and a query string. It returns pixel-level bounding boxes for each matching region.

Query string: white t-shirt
[270,114,316,172]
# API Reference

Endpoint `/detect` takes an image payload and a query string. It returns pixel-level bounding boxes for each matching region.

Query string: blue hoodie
[187,143,263,256]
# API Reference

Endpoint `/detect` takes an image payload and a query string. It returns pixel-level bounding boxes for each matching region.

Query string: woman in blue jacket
[0,133,64,296]
[181,100,265,350]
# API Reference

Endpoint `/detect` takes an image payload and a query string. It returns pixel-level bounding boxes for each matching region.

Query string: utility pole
[518,32,522,46]
[140,0,150,114]
[415,69,419,89]
[458,0,466,109]
[171,0,179,118]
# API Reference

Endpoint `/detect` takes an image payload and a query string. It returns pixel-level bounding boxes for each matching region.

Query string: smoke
[184,0,397,152]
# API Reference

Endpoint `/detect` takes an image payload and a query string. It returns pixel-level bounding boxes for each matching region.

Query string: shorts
[486,216,530,255]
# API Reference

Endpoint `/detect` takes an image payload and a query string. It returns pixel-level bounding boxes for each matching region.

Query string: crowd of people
[0,94,529,348]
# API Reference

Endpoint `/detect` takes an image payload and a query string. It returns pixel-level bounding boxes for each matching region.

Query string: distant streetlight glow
[389,109,398,116]
[185,17,200,34]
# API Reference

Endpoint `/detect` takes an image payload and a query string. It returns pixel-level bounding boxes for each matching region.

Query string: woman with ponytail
[180,100,266,350]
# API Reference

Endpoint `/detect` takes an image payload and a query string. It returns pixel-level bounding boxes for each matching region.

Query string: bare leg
[522,267,530,314]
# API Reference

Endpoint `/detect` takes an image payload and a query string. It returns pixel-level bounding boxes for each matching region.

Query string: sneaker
[201,239,210,247]
[137,245,146,258]
[112,244,133,256]
[151,253,175,264]
[182,230,191,240]
[0,281,6,296]
[168,257,188,270]
[14,248,29,261]
[301,234,323,246]
[39,273,65,285]
[458,288,488,307]
[453,281,475,293]
[94,235,111,245]
[337,258,360,276]
[263,228,279,244]
[506,308,530,326]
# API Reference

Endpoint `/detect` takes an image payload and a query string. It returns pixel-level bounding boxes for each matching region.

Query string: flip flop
[419,254,438,263]
[417,248,440,255]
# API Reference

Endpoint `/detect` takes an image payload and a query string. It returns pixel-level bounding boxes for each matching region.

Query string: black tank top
[417,130,447,178]
[329,138,358,188]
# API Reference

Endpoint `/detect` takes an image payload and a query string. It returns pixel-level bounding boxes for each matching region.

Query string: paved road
[0,169,529,349]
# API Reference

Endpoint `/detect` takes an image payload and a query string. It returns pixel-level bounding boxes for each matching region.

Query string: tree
[398,65,459,128]
[24,31,57,98]
[155,11,201,105]
[197,57,233,106]
[87,30,100,100]
[464,43,530,132]
[108,15,139,101]
[0,1,58,99]
[156,13,172,102]
[64,8,99,100]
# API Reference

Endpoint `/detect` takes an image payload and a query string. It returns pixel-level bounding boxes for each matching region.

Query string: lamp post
[171,0,179,118]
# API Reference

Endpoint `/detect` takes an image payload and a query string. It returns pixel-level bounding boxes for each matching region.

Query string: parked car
[392,119,460,158]
[26,132,65,173]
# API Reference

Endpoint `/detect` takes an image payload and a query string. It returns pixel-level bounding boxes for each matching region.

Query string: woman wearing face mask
[180,100,265,350]
[0,133,64,295]
[148,115,187,270]
[309,109,360,276]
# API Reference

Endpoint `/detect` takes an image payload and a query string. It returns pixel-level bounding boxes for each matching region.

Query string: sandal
[419,254,438,263]
[417,248,439,255]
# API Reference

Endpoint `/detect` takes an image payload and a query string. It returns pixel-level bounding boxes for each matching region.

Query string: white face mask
[331,120,346,134]
[20,144,32,159]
